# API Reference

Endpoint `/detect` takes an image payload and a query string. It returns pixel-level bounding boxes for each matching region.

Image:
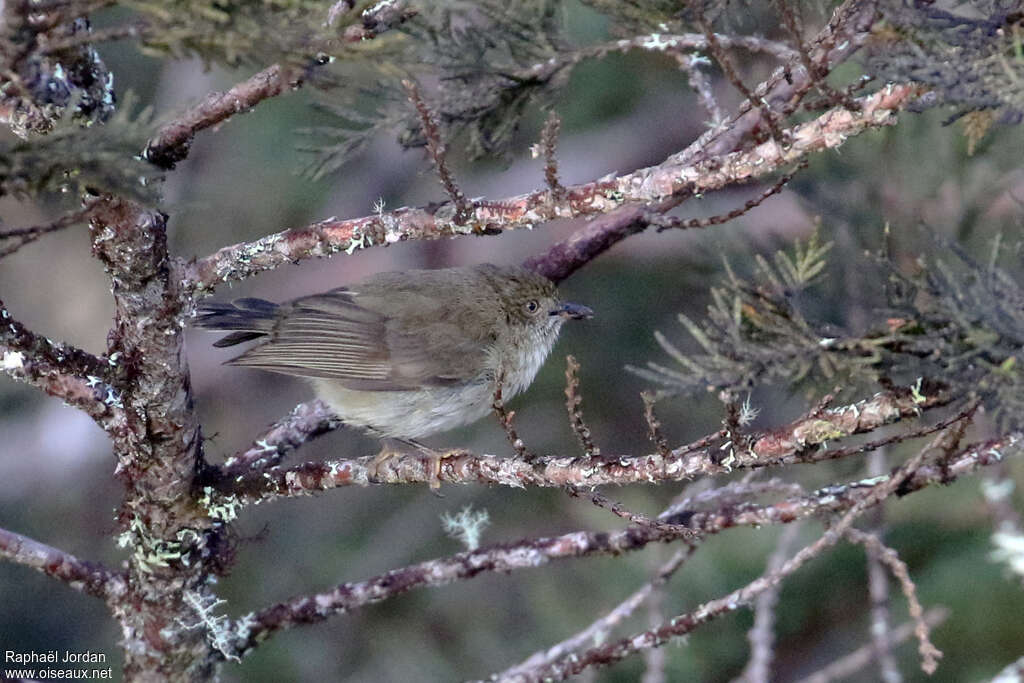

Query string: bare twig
[493,373,531,461]
[539,110,565,198]
[696,14,785,144]
[864,449,902,683]
[0,297,124,429]
[675,51,727,125]
[647,163,804,232]
[660,477,805,524]
[676,0,879,166]
[225,431,1017,658]
[0,526,126,600]
[792,608,949,683]
[518,421,951,680]
[144,65,297,169]
[403,78,472,224]
[498,547,693,680]
[845,529,943,675]
[735,523,802,683]
[641,391,671,458]
[569,488,699,540]
[0,206,92,258]
[143,2,414,169]
[771,0,859,111]
[565,355,600,458]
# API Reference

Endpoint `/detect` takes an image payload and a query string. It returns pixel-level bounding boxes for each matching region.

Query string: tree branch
[218,399,339,478]
[226,427,1018,664]
[190,83,914,293]
[143,65,297,170]
[0,206,92,258]
[0,526,126,600]
[209,383,951,500]
[736,523,802,683]
[0,296,124,428]
[845,528,942,675]
[497,546,694,680]
[142,2,416,169]
[518,421,946,680]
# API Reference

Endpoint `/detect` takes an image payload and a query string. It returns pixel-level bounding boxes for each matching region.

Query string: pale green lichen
[794,419,846,446]
[345,226,373,255]
[117,515,199,574]
[199,486,241,523]
[441,505,490,551]
[180,590,241,662]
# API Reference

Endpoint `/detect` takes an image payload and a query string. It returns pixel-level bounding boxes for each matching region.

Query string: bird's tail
[194,298,279,348]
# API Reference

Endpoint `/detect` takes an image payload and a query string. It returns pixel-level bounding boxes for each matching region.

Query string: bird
[194,263,592,482]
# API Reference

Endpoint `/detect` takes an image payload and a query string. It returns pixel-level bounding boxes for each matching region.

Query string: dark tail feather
[194,298,279,348]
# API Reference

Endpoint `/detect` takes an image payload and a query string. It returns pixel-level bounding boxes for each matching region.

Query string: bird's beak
[551,302,594,320]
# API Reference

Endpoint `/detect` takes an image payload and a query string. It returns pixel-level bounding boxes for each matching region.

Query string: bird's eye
[524,299,540,315]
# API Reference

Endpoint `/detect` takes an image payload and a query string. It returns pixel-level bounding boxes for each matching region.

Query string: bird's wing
[227,288,494,390]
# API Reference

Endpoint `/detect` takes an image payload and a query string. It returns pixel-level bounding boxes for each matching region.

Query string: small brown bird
[195,263,592,474]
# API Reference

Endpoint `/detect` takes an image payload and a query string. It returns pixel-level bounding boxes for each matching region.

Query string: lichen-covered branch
[87,195,220,680]
[0,296,124,429]
[189,83,915,293]
[0,526,126,601]
[211,383,950,501]
[233,431,1019,660]
[219,399,338,477]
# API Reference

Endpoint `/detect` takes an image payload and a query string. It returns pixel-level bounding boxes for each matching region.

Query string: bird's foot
[370,438,459,491]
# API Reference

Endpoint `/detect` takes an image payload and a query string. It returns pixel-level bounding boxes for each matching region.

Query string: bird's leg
[369,436,452,490]
[400,437,452,490]
[368,437,404,482]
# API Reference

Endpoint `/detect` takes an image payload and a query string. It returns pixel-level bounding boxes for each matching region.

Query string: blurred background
[2,2,1023,681]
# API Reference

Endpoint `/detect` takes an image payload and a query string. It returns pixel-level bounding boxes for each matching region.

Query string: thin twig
[219,399,340,478]
[865,449,902,683]
[641,391,671,458]
[565,355,600,458]
[229,433,1018,658]
[792,608,949,683]
[191,83,916,293]
[568,488,699,540]
[518,421,954,680]
[675,51,727,125]
[647,163,804,232]
[144,65,296,169]
[539,110,564,198]
[772,0,859,111]
[696,14,785,144]
[735,523,802,683]
[493,372,532,461]
[0,526,126,600]
[498,547,693,680]
[402,78,472,224]
[845,528,943,675]
[0,206,92,258]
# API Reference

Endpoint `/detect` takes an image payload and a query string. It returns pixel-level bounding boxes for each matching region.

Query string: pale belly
[311,378,498,439]
[311,326,559,439]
